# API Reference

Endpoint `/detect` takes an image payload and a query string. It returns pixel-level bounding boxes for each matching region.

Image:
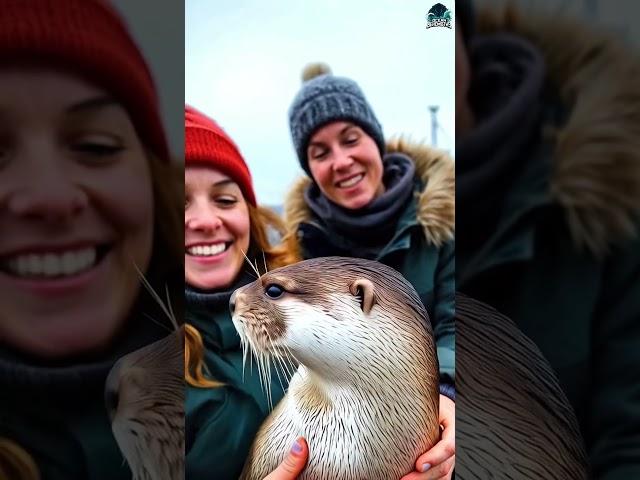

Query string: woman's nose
[332,150,354,171]
[5,176,88,223]
[185,203,223,232]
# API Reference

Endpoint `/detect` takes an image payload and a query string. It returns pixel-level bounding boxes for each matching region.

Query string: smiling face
[0,68,154,358]
[184,166,250,291]
[307,121,385,210]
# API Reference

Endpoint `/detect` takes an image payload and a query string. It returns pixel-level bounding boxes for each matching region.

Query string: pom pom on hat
[301,62,332,82]
[185,105,256,206]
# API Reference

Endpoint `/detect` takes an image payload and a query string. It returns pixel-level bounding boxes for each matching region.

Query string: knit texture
[185,105,256,206]
[288,65,385,175]
[0,0,169,162]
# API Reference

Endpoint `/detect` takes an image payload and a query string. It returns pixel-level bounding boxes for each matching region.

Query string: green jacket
[458,9,640,478]
[0,303,176,480]
[185,288,287,480]
[283,139,456,382]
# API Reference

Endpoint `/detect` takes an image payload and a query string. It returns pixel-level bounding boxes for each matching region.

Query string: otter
[104,326,184,480]
[455,294,589,479]
[231,257,440,480]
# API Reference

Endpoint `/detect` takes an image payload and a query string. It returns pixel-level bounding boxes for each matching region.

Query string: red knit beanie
[0,0,169,162]
[185,105,257,206]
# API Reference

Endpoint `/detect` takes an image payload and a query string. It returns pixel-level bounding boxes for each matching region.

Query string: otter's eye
[265,284,285,299]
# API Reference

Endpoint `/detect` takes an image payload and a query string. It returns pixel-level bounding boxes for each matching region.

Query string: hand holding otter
[401,395,455,480]
[263,438,308,480]
[263,425,454,480]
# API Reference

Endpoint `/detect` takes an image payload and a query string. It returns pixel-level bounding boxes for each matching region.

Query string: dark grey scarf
[304,153,417,247]
[0,295,174,393]
[457,33,546,251]
[185,269,256,311]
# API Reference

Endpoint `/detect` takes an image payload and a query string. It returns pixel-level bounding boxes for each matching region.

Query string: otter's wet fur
[232,257,440,480]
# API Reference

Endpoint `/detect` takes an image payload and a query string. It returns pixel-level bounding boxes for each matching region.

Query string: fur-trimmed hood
[283,139,455,249]
[478,5,640,255]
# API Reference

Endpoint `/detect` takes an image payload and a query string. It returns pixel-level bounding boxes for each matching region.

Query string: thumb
[264,437,309,480]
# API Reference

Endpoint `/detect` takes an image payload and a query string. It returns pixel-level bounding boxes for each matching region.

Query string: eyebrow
[340,124,357,135]
[66,96,120,114]
[308,123,357,147]
[212,179,237,188]
[185,178,238,193]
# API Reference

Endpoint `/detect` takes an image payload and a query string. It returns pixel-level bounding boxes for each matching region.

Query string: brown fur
[105,327,184,480]
[234,257,440,480]
[478,4,640,256]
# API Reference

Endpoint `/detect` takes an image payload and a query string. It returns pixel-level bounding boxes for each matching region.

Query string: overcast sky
[110,0,638,205]
[185,0,456,205]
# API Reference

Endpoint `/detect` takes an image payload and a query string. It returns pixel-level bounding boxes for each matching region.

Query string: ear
[349,278,376,315]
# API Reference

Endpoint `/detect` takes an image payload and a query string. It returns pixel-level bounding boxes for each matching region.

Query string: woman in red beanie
[184,105,302,479]
[0,0,182,478]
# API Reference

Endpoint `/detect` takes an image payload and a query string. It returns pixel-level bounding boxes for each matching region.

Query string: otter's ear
[349,278,376,315]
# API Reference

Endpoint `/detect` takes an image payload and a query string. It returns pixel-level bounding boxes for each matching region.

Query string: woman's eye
[215,196,238,207]
[73,143,124,156]
[344,135,359,145]
[71,134,124,158]
[310,148,328,160]
[265,284,285,299]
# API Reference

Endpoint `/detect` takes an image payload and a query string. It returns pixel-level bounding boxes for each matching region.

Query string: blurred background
[111,0,185,160]
[185,0,455,207]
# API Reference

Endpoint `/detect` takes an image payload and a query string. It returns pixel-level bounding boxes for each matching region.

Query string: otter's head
[104,326,184,480]
[230,257,435,384]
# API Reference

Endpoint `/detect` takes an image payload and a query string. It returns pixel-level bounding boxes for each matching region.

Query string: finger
[422,454,455,480]
[414,435,455,474]
[263,437,309,480]
[439,396,456,429]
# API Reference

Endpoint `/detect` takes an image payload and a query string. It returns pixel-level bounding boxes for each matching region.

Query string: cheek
[86,154,154,260]
[363,149,384,190]
[309,163,332,190]
[92,158,154,236]
[230,205,250,251]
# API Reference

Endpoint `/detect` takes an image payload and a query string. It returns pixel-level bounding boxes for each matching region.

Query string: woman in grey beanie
[283,63,456,479]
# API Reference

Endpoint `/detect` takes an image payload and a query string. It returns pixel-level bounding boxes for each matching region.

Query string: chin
[337,193,374,210]
[190,270,236,292]
[14,317,118,359]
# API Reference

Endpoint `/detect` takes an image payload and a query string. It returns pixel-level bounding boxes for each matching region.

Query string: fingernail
[291,439,303,454]
[421,463,431,472]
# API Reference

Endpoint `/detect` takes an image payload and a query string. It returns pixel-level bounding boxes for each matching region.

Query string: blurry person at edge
[455,0,640,478]
[0,0,182,479]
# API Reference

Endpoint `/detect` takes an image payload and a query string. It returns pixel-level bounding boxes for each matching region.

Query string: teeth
[5,248,97,278]
[338,174,364,188]
[188,243,227,256]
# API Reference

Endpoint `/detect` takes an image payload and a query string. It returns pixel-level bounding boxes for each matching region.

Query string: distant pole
[429,106,439,147]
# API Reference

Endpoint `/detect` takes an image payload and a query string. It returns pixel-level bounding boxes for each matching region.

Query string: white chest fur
[242,366,432,480]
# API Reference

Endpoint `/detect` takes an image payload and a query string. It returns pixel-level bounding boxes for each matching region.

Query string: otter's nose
[229,291,236,315]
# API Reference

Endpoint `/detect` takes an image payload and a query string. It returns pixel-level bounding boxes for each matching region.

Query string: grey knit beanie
[288,63,385,176]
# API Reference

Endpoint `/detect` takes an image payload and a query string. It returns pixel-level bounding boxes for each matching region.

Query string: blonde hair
[0,438,40,480]
[185,203,300,388]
